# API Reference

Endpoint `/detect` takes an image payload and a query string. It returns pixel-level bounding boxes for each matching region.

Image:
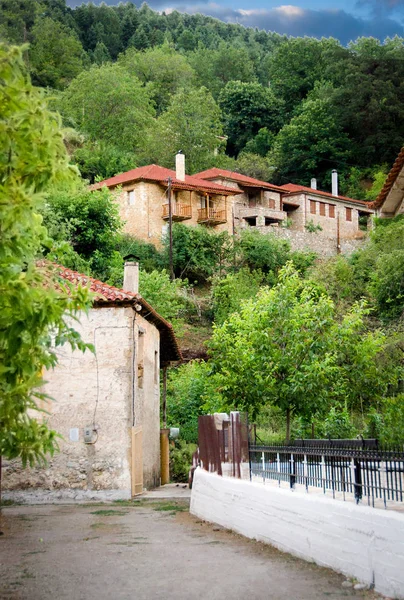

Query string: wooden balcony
[162,203,192,221]
[197,207,227,225]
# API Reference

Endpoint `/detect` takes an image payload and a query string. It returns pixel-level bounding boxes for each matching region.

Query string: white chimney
[332,170,338,197]
[123,261,139,294]
[311,178,317,190]
[175,152,185,181]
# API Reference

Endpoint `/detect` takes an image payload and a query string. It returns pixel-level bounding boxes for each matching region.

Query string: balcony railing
[162,203,192,220]
[197,208,227,225]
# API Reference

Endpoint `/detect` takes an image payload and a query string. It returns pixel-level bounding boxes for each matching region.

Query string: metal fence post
[353,458,363,503]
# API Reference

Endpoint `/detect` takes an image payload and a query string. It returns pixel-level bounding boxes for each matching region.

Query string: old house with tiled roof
[94,154,374,257]
[4,262,181,502]
[92,155,240,248]
[371,147,404,218]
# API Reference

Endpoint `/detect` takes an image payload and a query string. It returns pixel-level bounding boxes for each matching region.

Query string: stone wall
[254,225,367,257]
[3,305,161,501]
[115,181,236,246]
[191,468,404,600]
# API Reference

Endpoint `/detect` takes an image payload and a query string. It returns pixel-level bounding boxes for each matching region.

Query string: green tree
[29,17,85,89]
[269,89,350,187]
[211,268,264,325]
[166,361,216,442]
[43,182,123,283]
[0,0,39,43]
[0,45,91,465]
[92,40,111,65]
[209,265,391,440]
[72,141,135,183]
[119,43,196,114]
[138,270,190,333]
[168,224,234,283]
[60,63,155,154]
[218,81,283,156]
[141,87,223,173]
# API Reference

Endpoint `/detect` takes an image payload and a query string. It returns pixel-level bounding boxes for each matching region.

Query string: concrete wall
[3,305,161,501]
[191,468,404,599]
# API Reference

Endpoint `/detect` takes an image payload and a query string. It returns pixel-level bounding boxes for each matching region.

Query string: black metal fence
[249,440,404,508]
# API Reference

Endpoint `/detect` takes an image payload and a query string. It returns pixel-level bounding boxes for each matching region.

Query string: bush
[318,405,357,439]
[166,361,217,442]
[211,268,264,324]
[170,440,197,483]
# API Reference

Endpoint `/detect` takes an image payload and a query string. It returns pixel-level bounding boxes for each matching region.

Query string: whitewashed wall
[191,468,404,599]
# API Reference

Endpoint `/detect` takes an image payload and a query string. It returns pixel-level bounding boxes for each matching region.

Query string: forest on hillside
[2,0,404,196]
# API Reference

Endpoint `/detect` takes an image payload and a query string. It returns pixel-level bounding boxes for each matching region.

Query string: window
[244,216,256,227]
[346,207,352,222]
[329,204,335,218]
[128,190,135,205]
[310,200,316,214]
[268,199,276,209]
[319,202,326,216]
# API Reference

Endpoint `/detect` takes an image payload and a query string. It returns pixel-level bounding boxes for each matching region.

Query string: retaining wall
[190,468,404,599]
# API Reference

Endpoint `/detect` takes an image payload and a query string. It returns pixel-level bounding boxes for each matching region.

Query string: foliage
[119,42,195,114]
[41,182,122,283]
[141,86,223,173]
[208,264,395,439]
[138,270,191,333]
[169,439,197,482]
[166,361,215,443]
[238,229,316,284]
[60,63,155,153]
[318,405,358,439]
[377,395,404,446]
[218,81,283,156]
[305,220,323,233]
[29,17,84,89]
[0,44,91,465]
[115,234,165,273]
[72,141,135,184]
[234,152,273,182]
[211,268,264,325]
[269,89,350,188]
[168,223,234,283]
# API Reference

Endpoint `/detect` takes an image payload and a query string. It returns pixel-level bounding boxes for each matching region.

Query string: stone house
[93,154,374,257]
[3,262,181,502]
[91,154,239,248]
[371,146,404,217]
[196,168,374,256]
[194,167,286,229]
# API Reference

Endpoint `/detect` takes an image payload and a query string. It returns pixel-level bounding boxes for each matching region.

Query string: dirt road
[0,501,383,600]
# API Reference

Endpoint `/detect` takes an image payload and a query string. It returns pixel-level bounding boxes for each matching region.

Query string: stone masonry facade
[3,305,161,502]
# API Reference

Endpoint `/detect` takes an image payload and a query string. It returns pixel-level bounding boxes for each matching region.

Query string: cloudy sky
[68,0,404,45]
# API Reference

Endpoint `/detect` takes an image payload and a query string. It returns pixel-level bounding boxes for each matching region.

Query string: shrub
[169,440,197,483]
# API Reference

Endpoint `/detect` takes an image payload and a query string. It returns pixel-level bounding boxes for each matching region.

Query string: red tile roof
[41,262,182,364]
[280,183,372,208]
[371,147,404,210]
[194,167,285,192]
[91,164,239,196]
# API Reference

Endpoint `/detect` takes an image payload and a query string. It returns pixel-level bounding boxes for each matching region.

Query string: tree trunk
[286,407,291,443]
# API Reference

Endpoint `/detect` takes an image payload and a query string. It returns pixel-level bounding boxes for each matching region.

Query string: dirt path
[0,501,383,600]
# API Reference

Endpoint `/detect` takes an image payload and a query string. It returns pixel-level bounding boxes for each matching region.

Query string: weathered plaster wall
[3,306,161,501]
[191,469,404,600]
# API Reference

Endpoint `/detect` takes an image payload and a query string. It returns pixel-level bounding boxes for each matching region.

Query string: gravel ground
[0,500,385,600]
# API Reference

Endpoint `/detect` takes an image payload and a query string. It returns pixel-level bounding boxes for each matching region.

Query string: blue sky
[68,0,404,44]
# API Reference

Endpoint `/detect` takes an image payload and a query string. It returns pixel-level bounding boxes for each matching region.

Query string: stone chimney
[310,178,317,190]
[332,170,338,197]
[123,261,139,294]
[175,152,185,181]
